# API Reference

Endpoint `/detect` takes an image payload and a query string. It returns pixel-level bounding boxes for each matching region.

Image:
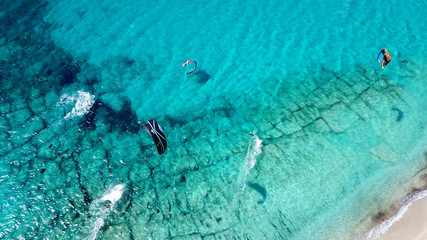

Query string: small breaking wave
[58,90,95,119]
[359,188,427,240]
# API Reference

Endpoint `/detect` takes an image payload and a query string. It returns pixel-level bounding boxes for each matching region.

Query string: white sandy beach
[378,195,427,240]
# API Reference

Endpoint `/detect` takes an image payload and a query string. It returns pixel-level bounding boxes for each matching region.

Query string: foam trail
[359,189,427,240]
[240,136,262,192]
[58,90,95,119]
[84,184,126,240]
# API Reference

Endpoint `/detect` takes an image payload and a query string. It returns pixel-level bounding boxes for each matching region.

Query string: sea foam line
[360,188,427,240]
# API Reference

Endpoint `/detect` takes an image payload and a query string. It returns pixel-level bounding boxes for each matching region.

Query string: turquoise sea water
[0,0,426,239]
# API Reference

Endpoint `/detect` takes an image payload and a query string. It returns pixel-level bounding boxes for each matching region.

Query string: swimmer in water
[250,131,255,136]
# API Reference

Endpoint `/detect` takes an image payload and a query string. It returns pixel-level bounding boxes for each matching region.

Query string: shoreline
[359,172,427,240]
[365,147,427,240]
[378,190,427,240]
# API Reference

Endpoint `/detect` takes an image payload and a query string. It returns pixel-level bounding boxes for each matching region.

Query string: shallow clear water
[0,0,426,239]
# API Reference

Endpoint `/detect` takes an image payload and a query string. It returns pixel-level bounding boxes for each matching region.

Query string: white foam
[84,183,126,240]
[100,184,126,204]
[240,136,262,192]
[359,189,427,240]
[58,90,95,119]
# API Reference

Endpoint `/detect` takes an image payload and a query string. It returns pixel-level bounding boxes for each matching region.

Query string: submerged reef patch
[81,98,140,134]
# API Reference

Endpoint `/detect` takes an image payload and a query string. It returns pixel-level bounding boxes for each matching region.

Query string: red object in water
[105,204,110,208]
[182,59,197,74]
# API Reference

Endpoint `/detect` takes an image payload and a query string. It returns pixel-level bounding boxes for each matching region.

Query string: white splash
[58,91,95,119]
[360,188,427,240]
[85,184,126,240]
[241,136,262,192]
